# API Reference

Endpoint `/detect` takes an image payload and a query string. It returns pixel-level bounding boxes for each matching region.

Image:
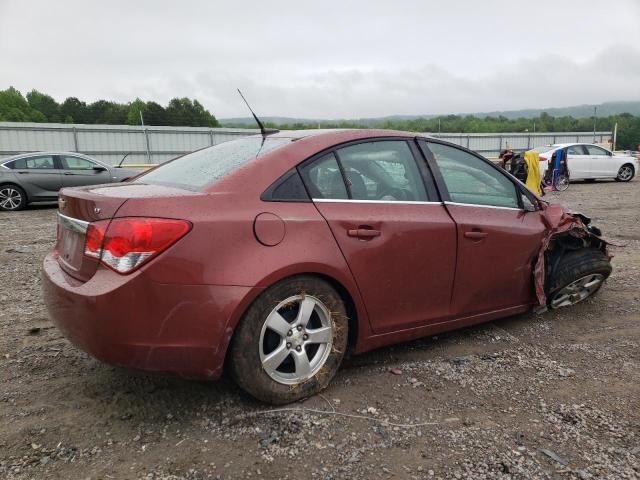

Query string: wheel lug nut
[303,334,308,340]
[296,345,302,352]
[287,330,292,336]
[297,325,303,331]
[286,343,291,349]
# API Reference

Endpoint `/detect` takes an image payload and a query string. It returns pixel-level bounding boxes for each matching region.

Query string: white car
[532,143,638,182]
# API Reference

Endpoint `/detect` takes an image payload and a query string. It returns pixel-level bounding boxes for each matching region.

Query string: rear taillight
[83,217,191,274]
[540,156,548,162]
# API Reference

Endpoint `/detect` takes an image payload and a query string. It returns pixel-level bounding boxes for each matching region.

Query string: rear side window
[137,137,291,190]
[4,156,54,169]
[3,159,25,169]
[335,141,428,202]
[300,153,348,199]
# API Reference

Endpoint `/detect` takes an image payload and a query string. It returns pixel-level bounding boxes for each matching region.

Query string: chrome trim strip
[312,199,442,205]
[57,212,90,234]
[444,201,522,211]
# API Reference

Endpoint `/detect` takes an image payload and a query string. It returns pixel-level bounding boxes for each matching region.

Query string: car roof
[0,151,104,165]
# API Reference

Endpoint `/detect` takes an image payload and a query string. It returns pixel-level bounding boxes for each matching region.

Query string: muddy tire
[615,164,634,182]
[547,249,612,309]
[229,275,348,404]
[0,184,27,211]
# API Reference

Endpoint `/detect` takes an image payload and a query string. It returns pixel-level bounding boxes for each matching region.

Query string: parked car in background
[532,143,638,182]
[42,130,612,404]
[0,152,139,211]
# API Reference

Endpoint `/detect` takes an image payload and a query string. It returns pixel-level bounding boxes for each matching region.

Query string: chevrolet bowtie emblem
[58,197,66,210]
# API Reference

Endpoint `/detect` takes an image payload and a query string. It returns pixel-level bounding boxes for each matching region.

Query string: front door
[58,155,112,188]
[300,140,457,333]
[583,144,615,177]
[419,140,546,316]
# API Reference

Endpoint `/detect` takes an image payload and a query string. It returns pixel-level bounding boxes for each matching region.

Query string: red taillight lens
[84,220,109,258]
[540,156,548,162]
[84,218,191,274]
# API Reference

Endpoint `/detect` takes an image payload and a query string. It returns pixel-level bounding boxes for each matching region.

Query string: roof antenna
[237,88,279,136]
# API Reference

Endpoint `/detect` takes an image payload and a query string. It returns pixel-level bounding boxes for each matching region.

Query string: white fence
[0,122,259,165]
[430,132,613,157]
[0,122,613,164]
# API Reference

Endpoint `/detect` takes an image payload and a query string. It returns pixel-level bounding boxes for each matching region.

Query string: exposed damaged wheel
[615,164,634,182]
[548,249,612,309]
[229,276,348,404]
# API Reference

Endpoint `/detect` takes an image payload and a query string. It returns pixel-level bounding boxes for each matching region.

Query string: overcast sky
[1,0,639,119]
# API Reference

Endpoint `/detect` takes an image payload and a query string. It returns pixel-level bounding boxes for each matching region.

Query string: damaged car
[42,130,612,404]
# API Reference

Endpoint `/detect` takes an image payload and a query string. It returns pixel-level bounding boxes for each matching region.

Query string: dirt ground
[0,179,638,480]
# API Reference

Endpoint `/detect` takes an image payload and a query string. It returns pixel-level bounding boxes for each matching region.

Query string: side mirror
[93,165,107,172]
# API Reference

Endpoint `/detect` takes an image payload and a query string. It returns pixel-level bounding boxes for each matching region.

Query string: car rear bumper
[42,251,256,380]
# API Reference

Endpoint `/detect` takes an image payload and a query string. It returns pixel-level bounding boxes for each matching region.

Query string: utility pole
[593,106,597,142]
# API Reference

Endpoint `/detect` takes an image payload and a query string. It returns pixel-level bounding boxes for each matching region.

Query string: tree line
[257,112,640,150]
[1,87,638,150]
[0,87,219,127]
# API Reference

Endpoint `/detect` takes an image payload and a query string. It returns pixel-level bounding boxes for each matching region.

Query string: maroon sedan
[42,130,612,404]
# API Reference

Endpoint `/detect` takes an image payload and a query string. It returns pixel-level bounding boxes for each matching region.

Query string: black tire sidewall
[547,248,612,309]
[616,164,634,182]
[229,275,348,404]
[0,184,27,211]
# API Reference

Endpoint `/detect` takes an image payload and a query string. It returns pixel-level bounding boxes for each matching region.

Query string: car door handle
[63,172,75,175]
[464,230,488,240]
[347,228,381,239]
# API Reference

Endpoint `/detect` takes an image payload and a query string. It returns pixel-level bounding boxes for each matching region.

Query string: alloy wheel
[0,187,23,210]
[550,274,605,308]
[259,294,333,385]
[618,165,633,181]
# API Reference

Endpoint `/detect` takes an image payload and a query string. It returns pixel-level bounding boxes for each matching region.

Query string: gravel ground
[0,179,638,480]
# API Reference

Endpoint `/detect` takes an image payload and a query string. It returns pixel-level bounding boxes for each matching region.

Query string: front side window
[585,145,610,156]
[427,142,519,209]
[61,156,96,170]
[137,136,291,190]
[335,141,428,202]
[567,145,587,155]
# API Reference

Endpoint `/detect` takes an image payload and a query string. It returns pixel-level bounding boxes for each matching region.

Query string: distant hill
[220,101,640,126]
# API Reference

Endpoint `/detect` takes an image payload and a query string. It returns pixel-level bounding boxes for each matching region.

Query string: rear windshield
[136,136,291,190]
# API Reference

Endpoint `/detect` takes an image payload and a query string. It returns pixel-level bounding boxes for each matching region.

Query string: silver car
[0,152,139,211]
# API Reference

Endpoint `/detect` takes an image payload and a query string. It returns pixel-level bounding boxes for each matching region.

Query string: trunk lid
[56,183,198,281]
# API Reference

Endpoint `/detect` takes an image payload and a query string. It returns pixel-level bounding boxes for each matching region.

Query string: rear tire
[0,184,27,211]
[547,249,611,309]
[615,164,634,182]
[229,275,348,404]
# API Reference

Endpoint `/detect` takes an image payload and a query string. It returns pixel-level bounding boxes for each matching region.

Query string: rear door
[9,155,62,200]
[59,155,113,188]
[419,140,546,316]
[300,139,457,333]
[566,145,591,179]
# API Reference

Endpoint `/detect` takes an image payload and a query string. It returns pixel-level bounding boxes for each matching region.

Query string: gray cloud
[1,0,638,118]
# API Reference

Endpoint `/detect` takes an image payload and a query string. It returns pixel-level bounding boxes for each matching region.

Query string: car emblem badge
[94,207,101,215]
[58,197,66,210]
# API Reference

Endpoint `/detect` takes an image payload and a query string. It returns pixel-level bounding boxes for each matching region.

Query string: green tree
[26,90,61,122]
